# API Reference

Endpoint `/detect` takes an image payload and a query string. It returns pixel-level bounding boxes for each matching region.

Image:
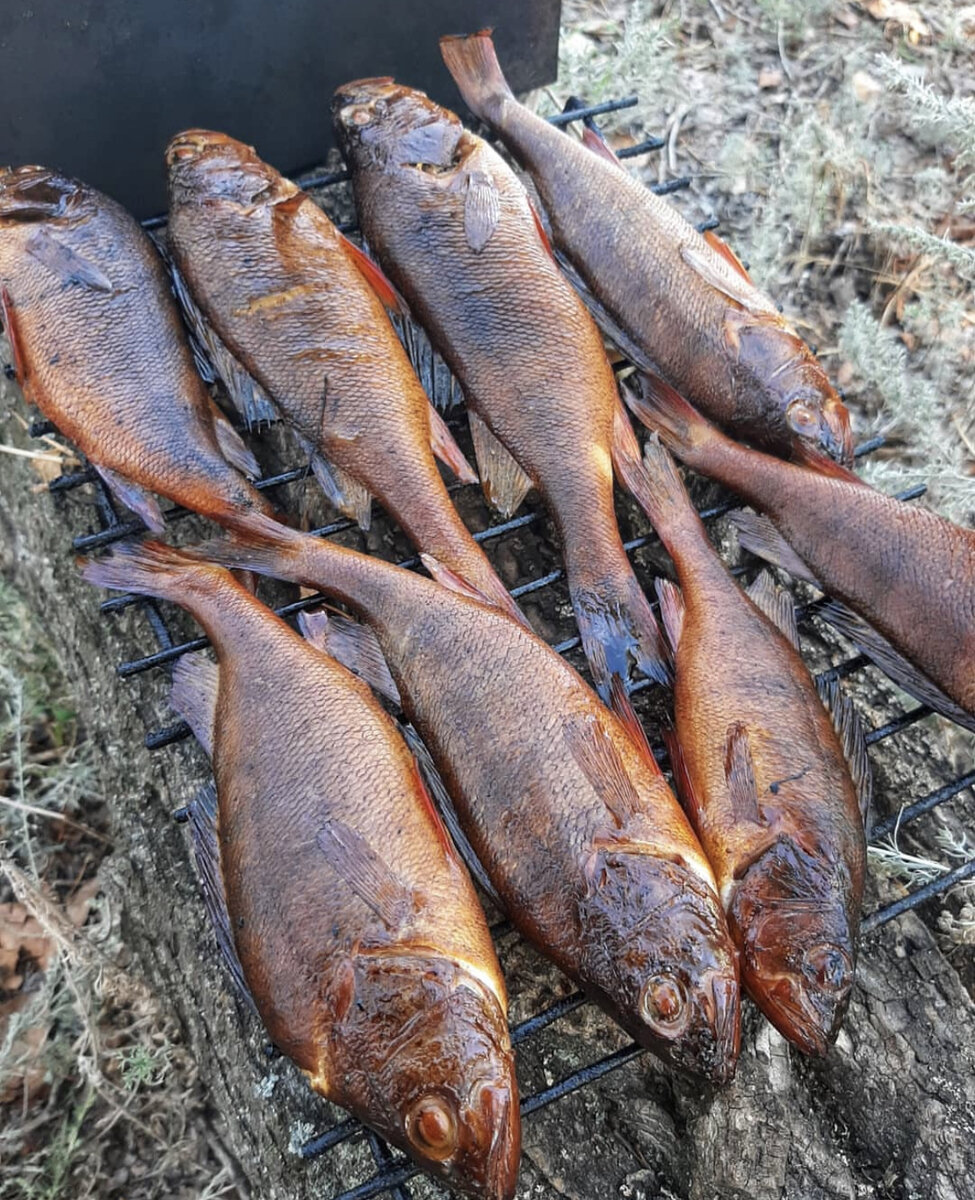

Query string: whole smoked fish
[626,375,975,729]
[193,511,741,1083]
[617,433,868,1054]
[83,544,520,1199]
[441,32,854,468]
[333,79,668,699]
[165,131,522,623]
[0,166,274,533]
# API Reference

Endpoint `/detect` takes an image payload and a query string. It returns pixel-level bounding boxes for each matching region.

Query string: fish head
[729,838,859,1055]
[578,852,740,1084]
[333,78,467,176]
[0,166,89,224]
[785,385,855,468]
[324,949,519,1200]
[165,130,281,210]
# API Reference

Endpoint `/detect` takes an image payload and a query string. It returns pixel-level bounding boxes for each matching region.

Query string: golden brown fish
[0,166,275,533]
[616,431,868,1054]
[440,31,854,469]
[164,130,523,624]
[625,374,975,730]
[332,79,669,700]
[82,543,519,1199]
[191,511,741,1083]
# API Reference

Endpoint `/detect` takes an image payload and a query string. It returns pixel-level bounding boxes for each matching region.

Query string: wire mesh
[20,93,975,1200]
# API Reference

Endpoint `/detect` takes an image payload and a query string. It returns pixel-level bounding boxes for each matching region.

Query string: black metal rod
[870,771,975,841]
[546,95,639,126]
[862,859,975,934]
[650,177,691,196]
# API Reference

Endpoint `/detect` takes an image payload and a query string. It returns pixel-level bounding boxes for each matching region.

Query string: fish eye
[406,1095,458,1160]
[639,973,688,1035]
[803,944,853,993]
[786,399,819,436]
[341,103,375,128]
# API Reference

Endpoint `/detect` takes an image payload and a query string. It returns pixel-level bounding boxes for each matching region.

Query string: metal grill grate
[23,94,975,1200]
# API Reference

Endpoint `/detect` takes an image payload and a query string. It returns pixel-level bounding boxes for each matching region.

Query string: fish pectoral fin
[816,677,873,828]
[428,402,478,484]
[93,465,165,533]
[655,578,686,654]
[661,725,705,827]
[309,451,373,531]
[210,407,262,479]
[744,570,800,650]
[730,829,791,882]
[170,652,219,755]
[564,711,642,828]
[1,287,29,385]
[462,168,502,253]
[297,609,400,706]
[188,781,258,1013]
[24,228,114,293]
[337,232,408,316]
[725,723,764,826]
[316,818,416,931]
[818,601,975,735]
[269,190,306,218]
[730,509,820,585]
[581,125,626,170]
[467,410,533,517]
[680,243,778,317]
[702,229,753,283]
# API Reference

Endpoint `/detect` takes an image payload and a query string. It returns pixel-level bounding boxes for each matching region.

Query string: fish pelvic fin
[816,677,873,828]
[210,408,262,479]
[309,450,373,531]
[702,229,752,283]
[298,608,401,706]
[92,466,166,533]
[467,410,533,517]
[440,30,513,125]
[581,125,626,170]
[607,675,663,777]
[662,725,705,828]
[730,510,820,585]
[337,232,408,316]
[171,653,219,756]
[428,402,478,484]
[654,577,685,655]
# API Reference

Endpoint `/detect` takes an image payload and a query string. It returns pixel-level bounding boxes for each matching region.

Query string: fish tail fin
[622,374,718,469]
[80,540,216,601]
[184,510,308,584]
[612,409,703,554]
[440,30,513,124]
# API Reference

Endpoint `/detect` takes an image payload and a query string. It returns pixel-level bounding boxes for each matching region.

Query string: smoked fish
[440,31,854,468]
[332,78,669,700]
[83,543,520,1199]
[625,374,975,730]
[0,166,274,533]
[192,511,741,1083]
[165,131,523,623]
[616,431,868,1054]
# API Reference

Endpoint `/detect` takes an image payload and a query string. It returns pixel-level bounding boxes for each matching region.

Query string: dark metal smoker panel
[0,0,561,219]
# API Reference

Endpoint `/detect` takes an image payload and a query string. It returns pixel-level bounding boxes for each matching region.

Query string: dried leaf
[758,67,783,90]
[864,0,931,40]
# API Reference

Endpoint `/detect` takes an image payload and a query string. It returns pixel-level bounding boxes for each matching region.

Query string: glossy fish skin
[165,132,522,623]
[440,32,853,468]
[332,79,669,700]
[621,437,865,1054]
[0,166,274,532]
[82,544,519,1200]
[627,377,975,722]
[193,512,741,1084]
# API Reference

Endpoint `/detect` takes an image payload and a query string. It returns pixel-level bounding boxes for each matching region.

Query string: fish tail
[614,421,703,550]
[440,30,513,124]
[80,539,218,601]
[183,510,308,584]
[622,375,718,470]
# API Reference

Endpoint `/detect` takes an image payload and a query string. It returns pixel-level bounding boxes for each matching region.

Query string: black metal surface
[23,95,975,1200]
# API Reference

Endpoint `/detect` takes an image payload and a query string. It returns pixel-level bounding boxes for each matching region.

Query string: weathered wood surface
[1,371,973,1200]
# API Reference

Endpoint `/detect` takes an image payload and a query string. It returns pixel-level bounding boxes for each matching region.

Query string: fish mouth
[787,395,854,467]
[473,1080,521,1200]
[165,129,239,168]
[0,166,81,222]
[745,945,855,1056]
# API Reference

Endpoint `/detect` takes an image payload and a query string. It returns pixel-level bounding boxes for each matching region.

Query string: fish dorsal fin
[581,125,625,170]
[297,609,400,706]
[702,228,752,283]
[725,722,763,826]
[816,677,873,828]
[338,232,407,315]
[817,601,975,734]
[527,197,555,258]
[210,408,261,479]
[731,510,820,586]
[92,465,165,533]
[187,781,258,1013]
[680,242,778,316]
[309,450,373,531]
[460,168,501,254]
[428,402,478,484]
[661,725,705,828]
[654,577,686,654]
[745,570,800,651]
[467,409,533,518]
[171,653,220,755]
[316,818,416,931]
[607,675,663,776]
[1,288,28,384]
[418,554,494,609]
[564,710,643,828]
[24,228,114,293]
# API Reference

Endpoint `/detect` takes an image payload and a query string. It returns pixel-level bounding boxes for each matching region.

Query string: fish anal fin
[428,403,478,484]
[745,570,800,651]
[607,675,662,776]
[725,723,763,826]
[816,677,873,828]
[171,653,220,756]
[731,510,819,585]
[24,228,114,293]
[702,229,752,283]
[188,781,258,1013]
[297,609,400,706]
[338,233,407,315]
[211,409,261,479]
[310,452,373,531]
[581,125,625,170]
[93,465,165,533]
[462,169,501,253]
[316,818,416,931]
[467,410,533,517]
[817,601,975,735]
[680,243,778,316]
[655,578,686,654]
[564,709,643,828]
[1,287,28,384]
